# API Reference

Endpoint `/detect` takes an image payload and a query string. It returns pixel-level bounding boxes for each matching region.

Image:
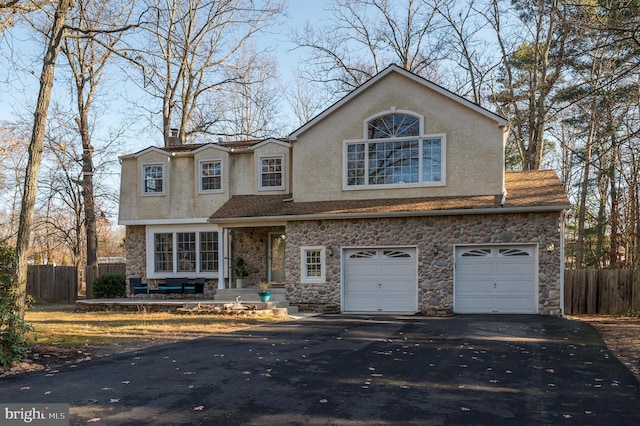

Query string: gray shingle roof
[209,170,570,224]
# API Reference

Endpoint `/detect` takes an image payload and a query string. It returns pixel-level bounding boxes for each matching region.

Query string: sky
[0,1,332,135]
[0,1,334,223]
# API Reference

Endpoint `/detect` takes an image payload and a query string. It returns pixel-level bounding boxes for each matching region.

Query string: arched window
[367,113,420,138]
[345,111,445,187]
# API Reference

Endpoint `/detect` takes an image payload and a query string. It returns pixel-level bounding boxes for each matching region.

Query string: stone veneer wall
[231,227,285,287]
[284,212,563,316]
[125,226,146,279]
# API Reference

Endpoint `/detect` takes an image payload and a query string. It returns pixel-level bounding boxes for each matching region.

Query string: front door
[269,233,286,283]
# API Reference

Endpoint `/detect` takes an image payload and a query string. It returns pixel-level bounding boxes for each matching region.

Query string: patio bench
[158,278,187,296]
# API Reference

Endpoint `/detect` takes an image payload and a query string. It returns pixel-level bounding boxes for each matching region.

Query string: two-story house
[119,65,570,315]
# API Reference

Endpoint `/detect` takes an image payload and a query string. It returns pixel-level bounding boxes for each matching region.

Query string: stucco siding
[292,72,506,202]
[119,149,231,222]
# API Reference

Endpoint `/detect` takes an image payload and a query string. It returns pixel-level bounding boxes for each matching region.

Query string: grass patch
[24,303,282,353]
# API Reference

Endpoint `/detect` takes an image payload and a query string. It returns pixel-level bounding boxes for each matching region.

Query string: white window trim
[258,154,285,191]
[197,158,224,194]
[300,246,326,283]
[141,162,165,196]
[343,133,447,190]
[145,224,221,279]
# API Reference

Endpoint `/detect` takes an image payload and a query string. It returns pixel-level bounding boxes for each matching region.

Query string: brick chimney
[168,128,181,146]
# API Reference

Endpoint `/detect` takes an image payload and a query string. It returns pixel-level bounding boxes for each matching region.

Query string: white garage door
[455,246,537,314]
[343,248,417,313]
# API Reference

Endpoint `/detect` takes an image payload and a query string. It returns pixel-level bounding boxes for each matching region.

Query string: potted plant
[234,257,248,288]
[257,280,271,302]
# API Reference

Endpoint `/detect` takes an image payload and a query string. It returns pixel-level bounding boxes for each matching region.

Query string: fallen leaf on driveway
[461,407,470,411]
[193,406,204,411]
[319,399,328,403]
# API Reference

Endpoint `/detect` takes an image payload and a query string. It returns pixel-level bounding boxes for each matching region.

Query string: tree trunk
[575,117,596,268]
[80,110,98,298]
[14,0,72,318]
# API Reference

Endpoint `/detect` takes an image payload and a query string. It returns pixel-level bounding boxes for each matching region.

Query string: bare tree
[0,123,29,244]
[126,0,283,146]
[212,46,286,140]
[0,0,21,35]
[14,0,73,318]
[60,0,133,297]
[290,0,448,102]
[285,73,328,129]
[434,0,498,105]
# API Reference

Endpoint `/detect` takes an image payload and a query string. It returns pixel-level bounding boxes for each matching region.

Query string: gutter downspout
[560,211,566,317]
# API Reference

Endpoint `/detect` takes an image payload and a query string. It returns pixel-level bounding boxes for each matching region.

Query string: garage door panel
[456,296,495,313]
[456,280,495,294]
[344,248,417,313]
[495,262,534,276]
[344,295,378,311]
[495,278,534,292]
[455,246,537,314]
[496,296,535,312]
[458,263,494,276]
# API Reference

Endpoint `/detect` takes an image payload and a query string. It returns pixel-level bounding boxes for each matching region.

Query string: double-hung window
[143,163,164,195]
[300,246,326,283]
[199,159,222,192]
[148,227,220,277]
[345,112,445,188]
[259,155,284,190]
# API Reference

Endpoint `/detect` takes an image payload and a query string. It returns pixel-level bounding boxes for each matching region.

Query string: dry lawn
[1,304,285,377]
[574,315,640,381]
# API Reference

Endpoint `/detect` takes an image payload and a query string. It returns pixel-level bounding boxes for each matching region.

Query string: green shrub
[93,273,126,298]
[0,242,34,367]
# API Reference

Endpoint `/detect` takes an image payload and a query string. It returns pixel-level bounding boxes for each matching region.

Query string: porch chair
[183,278,205,299]
[194,278,205,298]
[129,277,148,298]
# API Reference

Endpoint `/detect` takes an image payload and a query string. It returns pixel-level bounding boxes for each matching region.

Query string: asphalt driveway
[0,315,638,425]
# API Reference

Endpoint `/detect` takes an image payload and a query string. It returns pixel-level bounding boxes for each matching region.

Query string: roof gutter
[209,204,572,225]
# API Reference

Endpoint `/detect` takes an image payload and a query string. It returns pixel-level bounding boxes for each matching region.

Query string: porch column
[218,228,226,290]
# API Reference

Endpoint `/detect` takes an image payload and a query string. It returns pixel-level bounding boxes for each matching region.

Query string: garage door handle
[494,282,496,289]
[378,283,382,288]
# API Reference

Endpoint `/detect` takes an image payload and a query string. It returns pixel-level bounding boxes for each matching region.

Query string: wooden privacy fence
[26,263,126,304]
[564,269,640,315]
[27,265,77,304]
